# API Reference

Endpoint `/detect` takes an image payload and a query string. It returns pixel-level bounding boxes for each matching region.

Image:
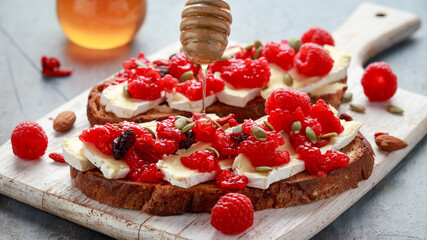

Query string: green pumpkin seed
[320,132,338,138]
[232,125,243,133]
[181,122,195,133]
[291,121,302,134]
[112,123,122,128]
[143,127,156,139]
[288,38,302,52]
[305,127,317,144]
[134,60,147,68]
[386,105,404,115]
[123,84,131,98]
[174,118,187,130]
[264,121,275,131]
[255,166,272,172]
[205,147,220,158]
[179,71,194,82]
[254,39,263,49]
[283,73,293,86]
[350,103,366,113]
[252,46,263,60]
[213,120,223,129]
[245,44,254,50]
[174,115,193,123]
[252,126,267,141]
[342,92,353,103]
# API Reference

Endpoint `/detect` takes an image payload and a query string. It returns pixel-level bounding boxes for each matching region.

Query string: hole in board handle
[376,12,387,17]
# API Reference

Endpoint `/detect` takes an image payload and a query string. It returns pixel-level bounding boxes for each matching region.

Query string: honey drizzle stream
[200,64,209,118]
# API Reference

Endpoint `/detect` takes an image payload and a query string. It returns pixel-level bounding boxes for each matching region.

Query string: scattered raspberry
[233,46,256,60]
[211,193,253,234]
[125,148,164,183]
[374,132,389,138]
[192,118,218,142]
[79,124,122,155]
[11,121,48,160]
[127,68,162,101]
[41,56,72,77]
[310,100,344,134]
[361,62,398,101]
[212,129,236,157]
[122,53,151,70]
[158,74,178,93]
[168,52,200,79]
[339,113,353,121]
[301,27,335,46]
[228,119,238,127]
[219,58,271,89]
[156,117,186,143]
[215,169,248,190]
[215,113,236,126]
[297,144,349,176]
[175,73,224,101]
[135,134,179,161]
[295,43,334,77]
[241,119,269,135]
[49,152,65,163]
[289,131,330,149]
[261,41,295,71]
[265,88,311,116]
[180,150,219,172]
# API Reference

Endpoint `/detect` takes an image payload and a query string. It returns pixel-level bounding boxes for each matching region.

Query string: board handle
[333,2,421,66]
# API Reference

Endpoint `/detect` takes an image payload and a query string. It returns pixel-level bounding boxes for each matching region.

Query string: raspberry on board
[49,152,65,163]
[295,43,334,77]
[361,62,398,101]
[210,193,254,234]
[219,58,271,89]
[180,150,219,172]
[11,121,48,160]
[301,27,335,46]
[261,41,295,71]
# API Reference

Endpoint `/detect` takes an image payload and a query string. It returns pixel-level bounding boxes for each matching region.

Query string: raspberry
[265,88,311,116]
[79,124,122,155]
[180,150,219,172]
[361,62,397,101]
[11,121,48,160]
[156,117,186,143]
[219,58,271,89]
[135,134,179,161]
[127,68,162,101]
[261,41,295,71]
[289,131,330,149]
[41,56,72,77]
[158,74,178,93]
[233,46,256,60]
[215,169,248,190]
[301,27,335,46]
[310,100,344,134]
[192,118,218,142]
[119,121,151,138]
[168,52,200,79]
[153,59,170,77]
[297,144,349,176]
[49,152,65,163]
[215,113,236,126]
[241,119,270,135]
[212,129,236,157]
[175,73,224,101]
[295,43,334,77]
[125,148,164,183]
[228,119,238,127]
[122,53,151,70]
[211,193,253,234]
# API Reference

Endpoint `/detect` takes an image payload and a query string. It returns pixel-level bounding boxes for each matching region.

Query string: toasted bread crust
[71,133,373,216]
[87,78,347,126]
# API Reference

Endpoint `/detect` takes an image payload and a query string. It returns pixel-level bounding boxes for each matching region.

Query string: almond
[53,111,76,132]
[375,135,408,151]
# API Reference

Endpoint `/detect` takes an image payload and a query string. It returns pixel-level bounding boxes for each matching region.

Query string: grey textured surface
[0,0,426,239]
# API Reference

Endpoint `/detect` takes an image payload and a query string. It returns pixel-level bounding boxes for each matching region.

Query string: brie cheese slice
[62,138,95,171]
[166,91,217,112]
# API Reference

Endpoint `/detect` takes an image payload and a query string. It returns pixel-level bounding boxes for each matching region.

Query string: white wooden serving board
[0,3,425,240]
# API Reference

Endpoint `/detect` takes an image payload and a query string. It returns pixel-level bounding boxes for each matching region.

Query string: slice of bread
[71,132,373,216]
[87,77,347,126]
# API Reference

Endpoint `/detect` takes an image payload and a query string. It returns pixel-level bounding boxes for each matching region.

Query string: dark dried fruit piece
[112,129,136,160]
[179,130,195,149]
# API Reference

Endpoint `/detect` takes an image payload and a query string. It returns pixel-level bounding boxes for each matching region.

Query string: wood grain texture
[0,1,426,239]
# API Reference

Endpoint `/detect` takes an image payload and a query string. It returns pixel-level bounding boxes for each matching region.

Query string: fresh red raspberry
[310,100,344,134]
[211,193,253,234]
[301,27,335,46]
[152,59,169,67]
[265,88,311,116]
[79,124,122,155]
[42,69,72,77]
[261,41,295,71]
[122,53,151,70]
[158,74,178,93]
[168,52,200,79]
[289,131,330,149]
[41,56,72,77]
[212,129,236,157]
[192,118,218,142]
[11,121,48,160]
[295,43,334,77]
[180,150,219,172]
[374,132,389,138]
[361,62,398,101]
[156,117,186,143]
[219,58,271,89]
[49,152,65,163]
[215,169,248,190]
[41,56,60,70]
[125,148,164,183]
[175,74,224,101]
[228,119,238,127]
[118,121,150,138]
[234,46,256,60]
[135,135,179,161]
[241,119,270,135]
[215,114,236,126]
[297,144,349,176]
[127,68,162,101]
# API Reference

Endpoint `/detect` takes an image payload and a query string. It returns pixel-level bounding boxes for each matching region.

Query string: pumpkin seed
[320,132,338,138]
[174,118,187,130]
[255,166,272,172]
[181,122,195,133]
[342,92,353,103]
[283,73,293,86]
[233,125,243,133]
[245,44,254,50]
[112,123,122,128]
[134,60,147,68]
[254,39,263,49]
[350,103,366,113]
[179,71,193,82]
[175,115,193,123]
[288,38,302,52]
[205,147,220,158]
[252,126,267,141]
[386,105,404,115]
[123,84,131,98]
[305,127,317,144]
[264,120,275,131]
[143,127,156,139]
[291,121,302,133]
[213,120,223,129]
[252,46,263,60]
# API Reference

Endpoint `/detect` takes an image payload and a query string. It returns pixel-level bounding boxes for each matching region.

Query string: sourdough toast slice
[87,77,347,126]
[71,132,373,216]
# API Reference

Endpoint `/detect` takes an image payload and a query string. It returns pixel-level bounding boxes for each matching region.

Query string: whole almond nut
[53,111,76,132]
[375,135,408,151]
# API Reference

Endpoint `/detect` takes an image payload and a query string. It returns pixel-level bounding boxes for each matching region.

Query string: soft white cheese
[166,91,217,112]
[320,120,363,153]
[82,143,130,179]
[310,82,347,96]
[156,142,217,188]
[100,82,165,118]
[62,138,95,171]
[214,73,261,107]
